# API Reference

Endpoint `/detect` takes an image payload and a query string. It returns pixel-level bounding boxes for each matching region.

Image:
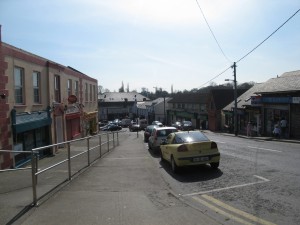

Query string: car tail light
[211,142,217,149]
[177,144,188,152]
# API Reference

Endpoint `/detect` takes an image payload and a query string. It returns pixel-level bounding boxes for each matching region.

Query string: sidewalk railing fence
[0,130,123,207]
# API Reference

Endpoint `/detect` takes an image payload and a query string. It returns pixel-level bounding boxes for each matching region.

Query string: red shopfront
[66,112,81,140]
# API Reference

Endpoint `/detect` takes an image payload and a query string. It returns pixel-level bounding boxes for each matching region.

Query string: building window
[54,75,61,102]
[89,84,92,101]
[74,81,79,98]
[33,71,40,103]
[67,79,72,97]
[85,83,88,101]
[93,85,96,101]
[14,67,24,104]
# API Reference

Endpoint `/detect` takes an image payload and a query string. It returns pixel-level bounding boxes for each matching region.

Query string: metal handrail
[1,130,125,206]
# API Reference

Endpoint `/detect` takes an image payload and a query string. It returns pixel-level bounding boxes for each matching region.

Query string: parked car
[148,126,178,152]
[129,122,141,132]
[143,125,158,143]
[152,121,163,127]
[100,124,122,131]
[160,131,220,173]
[171,121,182,130]
[139,119,148,130]
[121,118,132,127]
[181,121,194,131]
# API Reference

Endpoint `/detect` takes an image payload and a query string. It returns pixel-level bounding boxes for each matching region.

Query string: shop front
[11,108,52,167]
[65,105,82,140]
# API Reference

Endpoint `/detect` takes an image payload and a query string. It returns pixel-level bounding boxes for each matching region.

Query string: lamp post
[225,62,238,136]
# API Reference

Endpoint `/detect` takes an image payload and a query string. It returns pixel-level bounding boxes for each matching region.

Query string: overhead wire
[195,0,232,63]
[237,8,300,63]
[196,6,300,89]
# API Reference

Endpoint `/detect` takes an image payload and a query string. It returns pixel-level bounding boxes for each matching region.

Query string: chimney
[0,25,2,42]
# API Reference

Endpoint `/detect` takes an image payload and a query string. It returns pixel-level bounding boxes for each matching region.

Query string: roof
[211,89,248,110]
[99,92,150,102]
[168,93,209,104]
[223,83,263,110]
[255,70,300,94]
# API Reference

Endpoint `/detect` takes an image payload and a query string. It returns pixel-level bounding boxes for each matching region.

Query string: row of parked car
[143,124,220,173]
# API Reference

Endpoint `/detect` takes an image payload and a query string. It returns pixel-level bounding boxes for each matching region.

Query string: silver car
[148,126,178,151]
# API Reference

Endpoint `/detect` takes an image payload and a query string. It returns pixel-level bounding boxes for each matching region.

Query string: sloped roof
[99,92,150,102]
[255,70,300,94]
[223,83,263,110]
[211,89,248,110]
[168,93,209,104]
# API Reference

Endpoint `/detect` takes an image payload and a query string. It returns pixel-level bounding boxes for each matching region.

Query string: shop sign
[262,97,292,104]
[292,97,300,104]
[68,95,78,104]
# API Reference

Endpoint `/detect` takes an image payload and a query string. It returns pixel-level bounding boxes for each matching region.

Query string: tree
[119,81,125,92]
[98,85,104,94]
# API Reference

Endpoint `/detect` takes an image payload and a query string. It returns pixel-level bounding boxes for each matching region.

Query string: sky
[1,0,300,93]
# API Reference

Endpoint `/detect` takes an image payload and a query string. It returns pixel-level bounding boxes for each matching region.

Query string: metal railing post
[99,134,102,157]
[117,132,119,145]
[31,152,38,206]
[67,142,71,180]
[107,131,109,152]
[113,132,115,147]
[87,137,90,166]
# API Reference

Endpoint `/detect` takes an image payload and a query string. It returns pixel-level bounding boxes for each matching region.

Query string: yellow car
[160,131,220,173]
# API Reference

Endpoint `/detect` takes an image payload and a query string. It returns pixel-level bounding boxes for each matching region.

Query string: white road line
[181,175,270,197]
[247,146,282,153]
[253,175,270,182]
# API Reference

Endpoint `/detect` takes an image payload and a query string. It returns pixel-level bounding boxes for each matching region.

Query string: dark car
[100,124,122,131]
[129,122,141,132]
[181,121,194,131]
[143,125,158,142]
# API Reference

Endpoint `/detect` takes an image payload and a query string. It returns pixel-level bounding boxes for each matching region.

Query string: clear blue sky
[1,0,299,93]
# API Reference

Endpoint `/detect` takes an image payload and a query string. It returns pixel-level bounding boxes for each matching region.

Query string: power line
[195,0,232,63]
[197,65,232,89]
[237,8,300,63]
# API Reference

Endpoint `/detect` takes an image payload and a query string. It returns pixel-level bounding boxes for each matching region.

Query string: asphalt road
[148,132,300,225]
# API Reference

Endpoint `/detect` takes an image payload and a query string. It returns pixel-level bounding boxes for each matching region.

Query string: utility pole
[233,62,238,136]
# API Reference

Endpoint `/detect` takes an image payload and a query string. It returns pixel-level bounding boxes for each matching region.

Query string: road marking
[182,175,269,197]
[192,195,276,225]
[247,146,282,153]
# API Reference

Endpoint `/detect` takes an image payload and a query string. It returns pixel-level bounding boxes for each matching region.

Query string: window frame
[54,75,61,103]
[14,67,25,105]
[33,71,41,104]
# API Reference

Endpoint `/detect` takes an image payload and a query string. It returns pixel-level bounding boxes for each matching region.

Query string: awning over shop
[11,109,52,134]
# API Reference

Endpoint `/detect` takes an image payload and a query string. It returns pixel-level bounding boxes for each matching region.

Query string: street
[148,132,300,225]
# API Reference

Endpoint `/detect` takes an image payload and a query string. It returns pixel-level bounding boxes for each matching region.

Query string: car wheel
[171,156,178,173]
[210,162,219,169]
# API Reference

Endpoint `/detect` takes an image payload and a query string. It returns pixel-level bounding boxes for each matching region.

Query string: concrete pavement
[13,131,221,225]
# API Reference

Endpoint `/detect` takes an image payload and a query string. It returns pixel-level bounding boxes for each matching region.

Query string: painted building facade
[0,40,98,169]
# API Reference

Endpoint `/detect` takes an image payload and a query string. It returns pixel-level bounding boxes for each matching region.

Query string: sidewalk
[203,130,300,144]
[14,131,220,225]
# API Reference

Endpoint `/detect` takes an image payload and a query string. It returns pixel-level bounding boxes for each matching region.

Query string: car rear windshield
[157,129,177,137]
[174,131,209,143]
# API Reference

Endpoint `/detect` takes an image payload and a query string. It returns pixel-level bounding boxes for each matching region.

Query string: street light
[225,62,238,136]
